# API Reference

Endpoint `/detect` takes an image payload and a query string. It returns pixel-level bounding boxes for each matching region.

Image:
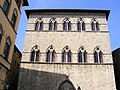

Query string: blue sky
[15,0,120,52]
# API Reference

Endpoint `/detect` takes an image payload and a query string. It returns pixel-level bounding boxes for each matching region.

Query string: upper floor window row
[35,18,100,31]
[30,45,103,63]
[34,18,100,31]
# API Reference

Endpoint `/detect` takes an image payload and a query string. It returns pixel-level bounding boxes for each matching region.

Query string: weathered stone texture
[18,63,115,90]
[18,10,116,90]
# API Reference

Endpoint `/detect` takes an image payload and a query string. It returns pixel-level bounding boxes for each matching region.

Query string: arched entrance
[58,80,75,90]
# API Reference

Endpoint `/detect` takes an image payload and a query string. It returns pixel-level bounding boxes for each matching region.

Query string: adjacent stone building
[0,0,28,90]
[18,9,116,90]
[112,48,120,90]
[8,45,22,90]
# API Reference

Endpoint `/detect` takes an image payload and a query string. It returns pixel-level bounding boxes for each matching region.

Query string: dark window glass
[68,21,71,31]
[63,19,71,31]
[82,22,85,31]
[91,19,99,31]
[84,51,87,63]
[46,50,50,62]
[99,51,103,63]
[0,24,3,45]
[68,50,71,62]
[77,21,81,31]
[78,51,82,63]
[49,20,57,31]
[62,46,72,63]
[94,51,98,63]
[52,50,56,62]
[16,0,21,9]
[46,46,55,62]
[77,20,85,31]
[3,37,11,60]
[96,22,99,31]
[49,21,52,30]
[30,45,40,62]
[11,9,18,28]
[35,21,43,31]
[62,50,66,62]
[0,34,2,44]
[63,21,67,30]
[3,0,10,15]
[91,22,95,31]
[31,50,35,62]
[54,21,57,30]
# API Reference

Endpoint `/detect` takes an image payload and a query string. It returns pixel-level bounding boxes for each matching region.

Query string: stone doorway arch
[58,80,75,90]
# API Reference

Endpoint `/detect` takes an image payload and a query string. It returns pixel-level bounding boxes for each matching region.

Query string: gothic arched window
[78,46,87,63]
[3,0,11,15]
[58,80,75,90]
[35,18,43,31]
[30,45,40,62]
[11,8,18,28]
[49,18,57,31]
[46,45,56,62]
[94,47,103,63]
[77,18,85,31]
[62,46,72,63]
[91,18,99,31]
[3,36,11,60]
[0,24,3,45]
[63,18,71,31]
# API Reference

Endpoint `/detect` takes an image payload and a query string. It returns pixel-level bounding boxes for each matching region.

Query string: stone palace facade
[18,9,116,90]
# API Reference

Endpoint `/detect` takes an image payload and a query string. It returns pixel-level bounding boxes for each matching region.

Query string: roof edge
[25,9,110,19]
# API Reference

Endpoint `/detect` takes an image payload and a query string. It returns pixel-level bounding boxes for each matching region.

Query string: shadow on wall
[17,68,76,90]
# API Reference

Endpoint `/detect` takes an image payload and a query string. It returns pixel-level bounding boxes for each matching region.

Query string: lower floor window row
[30,45,103,63]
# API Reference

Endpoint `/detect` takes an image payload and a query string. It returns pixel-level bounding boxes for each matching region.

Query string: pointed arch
[3,36,11,60]
[91,18,99,31]
[58,80,75,90]
[49,18,57,30]
[35,18,43,31]
[30,45,40,62]
[0,23,3,45]
[62,46,72,63]
[77,18,85,31]
[63,18,71,31]
[78,46,87,63]
[94,46,103,63]
[46,45,56,62]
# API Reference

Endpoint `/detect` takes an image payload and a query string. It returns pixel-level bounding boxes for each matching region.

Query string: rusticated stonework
[18,9,116,90]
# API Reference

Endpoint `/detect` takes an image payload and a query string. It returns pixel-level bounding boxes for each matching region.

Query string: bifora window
[62,46,72,63]
[30,45,40,62]
[46,45,56,62]
[77,18,85,31]
[49,18,57,31]
[91,18,99,31]
[35,18,43,31]
[94,46,103,63]
[63,18,71,31]
[3,36,11,60]
[78,46,87,63]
